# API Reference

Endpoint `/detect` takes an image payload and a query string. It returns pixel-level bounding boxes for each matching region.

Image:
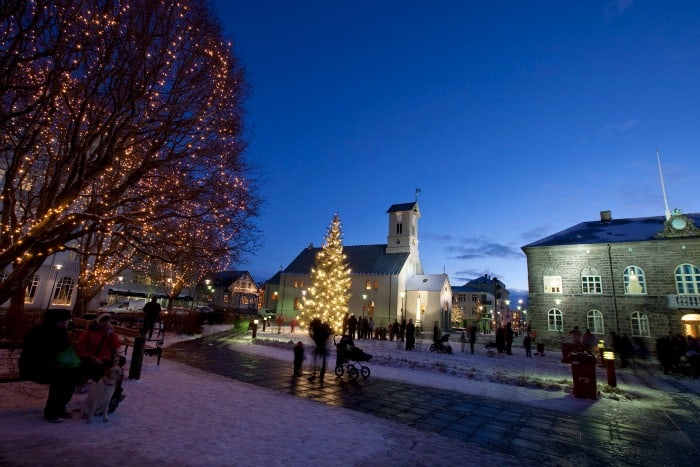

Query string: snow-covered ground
[1,325,698,466]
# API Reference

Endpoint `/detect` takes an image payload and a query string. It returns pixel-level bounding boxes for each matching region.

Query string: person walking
[405,319,416,351]
[505,322,514,355]
[459,331,467,352]
[308,318,331,382]
[523,332,532,358]
[468,324,477,355]
[142,297,161,339]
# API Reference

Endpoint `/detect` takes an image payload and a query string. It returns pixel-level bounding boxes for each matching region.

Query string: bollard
[252,323,258,338]
[129,335,145,380]
[604,350,617,387]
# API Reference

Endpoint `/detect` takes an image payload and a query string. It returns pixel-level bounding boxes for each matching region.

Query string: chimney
[600,210,612,222]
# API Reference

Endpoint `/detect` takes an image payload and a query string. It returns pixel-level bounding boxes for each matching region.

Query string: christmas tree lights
[300,214,352,333]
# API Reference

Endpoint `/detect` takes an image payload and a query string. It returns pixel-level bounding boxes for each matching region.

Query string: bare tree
[0,0,260,310]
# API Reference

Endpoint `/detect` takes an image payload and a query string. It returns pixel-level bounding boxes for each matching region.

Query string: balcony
[666,294,700,310]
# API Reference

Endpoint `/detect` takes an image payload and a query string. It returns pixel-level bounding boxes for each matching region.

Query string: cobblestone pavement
[164,332,698,467]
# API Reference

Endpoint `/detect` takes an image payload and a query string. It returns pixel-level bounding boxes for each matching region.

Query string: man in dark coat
[308,318,331,382]
[142,297,162,339]
[20,309,82,422]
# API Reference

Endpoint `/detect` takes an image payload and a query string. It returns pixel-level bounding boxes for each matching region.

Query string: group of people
[20,309,125,422]
[656,333,700,377]
[343,314,374,340]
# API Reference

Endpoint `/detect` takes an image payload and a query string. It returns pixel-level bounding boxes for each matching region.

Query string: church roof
[386,202,417,213]
[284,244,409,275]
[522,213,700,248]
[406,274,449,292]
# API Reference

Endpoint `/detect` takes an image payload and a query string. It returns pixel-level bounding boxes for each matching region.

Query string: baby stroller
[429,334,453,354]
[334,335,372,381]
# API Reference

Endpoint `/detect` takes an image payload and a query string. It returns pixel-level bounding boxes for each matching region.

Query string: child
[523,333,532,358]
[293,341,305,376]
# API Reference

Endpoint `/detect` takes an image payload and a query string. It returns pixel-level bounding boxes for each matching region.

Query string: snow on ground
[1,325,698,466]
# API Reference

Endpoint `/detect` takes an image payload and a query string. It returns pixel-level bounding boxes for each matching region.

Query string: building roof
[386,202,417,213]
[406,274,449,292]
[211,271,256,287]
[284,244,409,275]
[452,285,487,294]
[522,213,700,248]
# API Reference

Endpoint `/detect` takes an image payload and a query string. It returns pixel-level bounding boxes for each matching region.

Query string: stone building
[522,209,700,346]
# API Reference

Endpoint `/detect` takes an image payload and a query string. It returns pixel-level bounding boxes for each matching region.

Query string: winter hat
[96,313,111,323]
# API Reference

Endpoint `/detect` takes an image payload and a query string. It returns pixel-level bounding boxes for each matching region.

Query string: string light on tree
[300,213,352,333]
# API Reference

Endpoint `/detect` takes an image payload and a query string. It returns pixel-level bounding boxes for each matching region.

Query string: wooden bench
[114,325,164,365]
[72,317,164,365]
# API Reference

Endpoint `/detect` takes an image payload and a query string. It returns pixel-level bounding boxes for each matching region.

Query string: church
[262,201,452,332]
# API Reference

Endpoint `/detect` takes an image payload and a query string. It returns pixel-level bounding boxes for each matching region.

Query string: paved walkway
[164,332,698,467]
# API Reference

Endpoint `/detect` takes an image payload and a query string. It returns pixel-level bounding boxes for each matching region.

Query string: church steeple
[386,202,420,255]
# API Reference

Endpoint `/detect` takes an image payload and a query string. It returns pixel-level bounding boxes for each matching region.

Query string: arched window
[630,311,650,337]
[51,277,75,306]
[25,274,39,304]
[293,297,301,310]
[623,266,647,294]
[547,308,563,332]
[586,309,604,334]
[581,267,602,294]
[675,263,700,294]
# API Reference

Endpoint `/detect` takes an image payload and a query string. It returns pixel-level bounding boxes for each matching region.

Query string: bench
[72,317,164,365]
[113,325,164,365]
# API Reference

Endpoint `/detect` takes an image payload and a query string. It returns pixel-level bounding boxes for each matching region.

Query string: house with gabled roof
[263,201,452,332]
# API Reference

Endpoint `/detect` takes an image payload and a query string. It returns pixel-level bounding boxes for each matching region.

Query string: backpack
[18,326,52,384]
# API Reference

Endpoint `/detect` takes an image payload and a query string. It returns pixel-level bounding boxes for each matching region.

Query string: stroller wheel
[334,365,344,377]
[348,365,359,381]
[360,365,370,379]
[429,343,437,352]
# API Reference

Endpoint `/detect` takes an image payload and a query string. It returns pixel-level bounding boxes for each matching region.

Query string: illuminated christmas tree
[301,214,352,333]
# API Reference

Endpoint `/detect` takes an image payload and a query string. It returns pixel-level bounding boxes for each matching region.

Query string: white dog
[83,365,124,423]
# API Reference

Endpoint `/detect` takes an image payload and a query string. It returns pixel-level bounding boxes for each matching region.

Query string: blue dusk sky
[212,0,700,293]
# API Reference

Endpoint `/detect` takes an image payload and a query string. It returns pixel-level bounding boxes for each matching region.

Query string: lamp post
[46,264,63,311]
[400,292,405,321]
[117,276,123,293]
[362,294,367,318]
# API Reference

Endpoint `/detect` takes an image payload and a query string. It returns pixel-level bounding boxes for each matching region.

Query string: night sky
[213,0,700,292]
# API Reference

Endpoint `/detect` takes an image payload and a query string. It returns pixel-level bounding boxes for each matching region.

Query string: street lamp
[362,294,367,318]
[117,276,123,293]
[46,264,63,311]
[400,292,405,321]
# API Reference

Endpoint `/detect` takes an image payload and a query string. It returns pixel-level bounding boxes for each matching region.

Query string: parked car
[193,306,213,313]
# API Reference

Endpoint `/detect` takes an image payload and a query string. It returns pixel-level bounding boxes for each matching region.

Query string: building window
[675,263,700,294]
[543,276,562,294]
[547,308,563,332]
[365,280,371,291]
[630,311,650,337]
[374,280,379,290]
[623,266,647,294]
[293,280,304,289]
[581,267,602,294]
[293,297,301,310]
[25,274,39,304]
[396,223,403,235]
[0,270,7,282]
[51,277,75,306]
[586,309,604,334]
